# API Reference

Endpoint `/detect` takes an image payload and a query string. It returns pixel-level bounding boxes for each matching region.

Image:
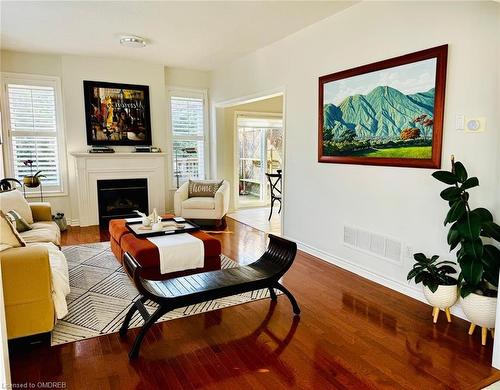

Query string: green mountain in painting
[323,86,435,140]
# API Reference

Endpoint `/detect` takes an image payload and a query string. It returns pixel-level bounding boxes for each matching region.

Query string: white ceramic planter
[461,293,497,329]
[423,284,458,309]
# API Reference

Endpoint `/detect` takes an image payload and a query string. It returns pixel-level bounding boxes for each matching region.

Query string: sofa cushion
[188,180,223,198]
[6,210,32,233]
[0,189,33,224]
[0,211,26,251]
[182,197,215,210]
[20,221,60,246]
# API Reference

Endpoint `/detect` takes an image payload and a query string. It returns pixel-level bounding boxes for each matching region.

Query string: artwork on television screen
[318,45,448,168]
[83,80,152,146]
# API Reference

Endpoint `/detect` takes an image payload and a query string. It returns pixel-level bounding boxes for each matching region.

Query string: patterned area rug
[54,242,275,346]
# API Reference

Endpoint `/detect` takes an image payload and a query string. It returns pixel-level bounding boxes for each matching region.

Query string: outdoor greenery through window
[238,116,283,204]
[3,77,64,193]
[170,93,206,187]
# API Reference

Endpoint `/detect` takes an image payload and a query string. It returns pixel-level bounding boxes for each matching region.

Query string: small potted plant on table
[22,159,45,188]
[407,253,458,323]
[433,156,500,345]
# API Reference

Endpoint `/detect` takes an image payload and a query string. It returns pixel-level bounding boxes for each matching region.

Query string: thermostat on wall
[465,117,486,132]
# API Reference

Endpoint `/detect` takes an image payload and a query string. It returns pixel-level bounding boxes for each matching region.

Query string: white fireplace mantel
[71,152,168,226]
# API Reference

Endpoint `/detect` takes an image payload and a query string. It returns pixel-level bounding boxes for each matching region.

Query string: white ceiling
[0,1,355,71]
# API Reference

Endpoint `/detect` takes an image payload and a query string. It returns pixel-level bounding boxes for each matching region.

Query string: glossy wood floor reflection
[10,218,499,389]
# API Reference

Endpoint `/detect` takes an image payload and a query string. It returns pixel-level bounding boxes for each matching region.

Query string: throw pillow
[188,180,223,198]
[0,211,26,251]
[6,210,32,232]
[0,189,34,224]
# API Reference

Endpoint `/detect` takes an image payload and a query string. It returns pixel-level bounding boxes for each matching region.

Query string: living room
[0,1,499,389]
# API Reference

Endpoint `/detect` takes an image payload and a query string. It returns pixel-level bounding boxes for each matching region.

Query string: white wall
[496,5,500,220]
[164,67,211,210]
[165,67,210,90]
[59,55,167,223]
[1,51,71,216]
[0,52,213,219]
[211,2,500,305]
[1,51,215,220]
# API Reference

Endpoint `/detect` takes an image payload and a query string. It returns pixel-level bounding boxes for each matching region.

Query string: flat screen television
[83,80,152,146]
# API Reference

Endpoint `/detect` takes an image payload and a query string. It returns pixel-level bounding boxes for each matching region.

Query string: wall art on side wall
[318,45,448,168]
[84,80,152,146]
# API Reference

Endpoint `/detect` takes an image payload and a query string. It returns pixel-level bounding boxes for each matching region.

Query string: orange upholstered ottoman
[109,216,221,280]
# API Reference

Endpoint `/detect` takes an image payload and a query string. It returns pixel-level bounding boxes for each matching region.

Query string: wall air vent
[343,226,402,265]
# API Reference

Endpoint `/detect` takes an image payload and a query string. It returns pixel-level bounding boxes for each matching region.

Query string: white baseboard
[284,235,466,321]
[68,219,80,226]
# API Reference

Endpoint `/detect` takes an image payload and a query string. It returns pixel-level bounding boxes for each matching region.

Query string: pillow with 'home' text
[188,180,223,198]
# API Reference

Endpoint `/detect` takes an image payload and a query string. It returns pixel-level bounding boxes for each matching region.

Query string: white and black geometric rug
[54,242,275,346]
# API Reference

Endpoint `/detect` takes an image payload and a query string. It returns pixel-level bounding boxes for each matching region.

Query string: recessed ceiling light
[120,35,146,48]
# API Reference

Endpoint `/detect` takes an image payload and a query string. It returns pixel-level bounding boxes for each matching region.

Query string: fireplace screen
[97,178,148,226]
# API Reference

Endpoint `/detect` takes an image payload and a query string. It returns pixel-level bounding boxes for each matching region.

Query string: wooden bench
[119,234,300,358]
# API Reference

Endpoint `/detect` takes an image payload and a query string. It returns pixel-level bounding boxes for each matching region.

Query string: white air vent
[385,239,402,262]
[369,234,385,257]
[343,226,402,264]
[344,226,356,246]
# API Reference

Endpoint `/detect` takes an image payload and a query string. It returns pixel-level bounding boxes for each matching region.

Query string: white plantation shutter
[12,137,59,185]
[171,97,204,137]
[170,92,207,186]
[3,77,65,192]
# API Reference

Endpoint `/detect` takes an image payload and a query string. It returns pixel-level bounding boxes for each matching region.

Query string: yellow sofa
[0,202,60,339]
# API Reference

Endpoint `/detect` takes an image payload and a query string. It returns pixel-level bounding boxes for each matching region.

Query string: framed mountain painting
[318,45,447,168]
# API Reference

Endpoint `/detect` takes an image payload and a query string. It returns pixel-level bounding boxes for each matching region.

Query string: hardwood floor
[9,218,500,389]
[227,207,281,236]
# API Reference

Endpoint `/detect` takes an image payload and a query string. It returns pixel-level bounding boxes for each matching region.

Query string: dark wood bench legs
[119,296,147,338]
[268,286,277,301]
[273,282,300,315]
[129,307,166,359]
[121,284,300,359]
[119,298,169,359]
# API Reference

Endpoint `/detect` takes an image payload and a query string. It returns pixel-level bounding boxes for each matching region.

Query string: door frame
[233,111,283,209]
[211,87,286,232]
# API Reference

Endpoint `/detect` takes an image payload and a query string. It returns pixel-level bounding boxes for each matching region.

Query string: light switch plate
[455,114,465,130]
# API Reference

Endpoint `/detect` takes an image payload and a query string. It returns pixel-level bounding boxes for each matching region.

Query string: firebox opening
[97,178,148,226]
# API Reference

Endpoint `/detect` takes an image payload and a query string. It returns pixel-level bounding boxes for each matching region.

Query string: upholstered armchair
[174,180,230,224]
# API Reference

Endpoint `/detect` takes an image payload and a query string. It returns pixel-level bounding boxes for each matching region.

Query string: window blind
[171,96,204,137]
[170,95,206,185]
[7,83,61,188]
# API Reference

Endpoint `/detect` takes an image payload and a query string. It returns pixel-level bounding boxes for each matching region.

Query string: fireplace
[97,178,148,226]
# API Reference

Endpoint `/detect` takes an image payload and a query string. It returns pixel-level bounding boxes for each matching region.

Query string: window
[237,115,283,205]
[2,74,66,194]
[169,89,208,187]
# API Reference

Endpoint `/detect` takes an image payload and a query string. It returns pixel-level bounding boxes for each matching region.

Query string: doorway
[215,93,284,236]
[237,114,283,207]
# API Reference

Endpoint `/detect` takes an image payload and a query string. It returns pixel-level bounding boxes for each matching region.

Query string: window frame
[167,87,209,189]
[1,72,68,196]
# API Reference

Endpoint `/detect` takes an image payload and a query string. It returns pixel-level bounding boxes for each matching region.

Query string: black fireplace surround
[97,178,148,226]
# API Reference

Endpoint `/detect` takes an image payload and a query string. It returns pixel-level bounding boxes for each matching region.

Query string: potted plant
[433,156,500,345]
[22,160,45,188]
[407,253,458,323]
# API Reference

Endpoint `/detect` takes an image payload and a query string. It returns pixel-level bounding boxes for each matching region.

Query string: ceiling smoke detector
[119,35,146,48]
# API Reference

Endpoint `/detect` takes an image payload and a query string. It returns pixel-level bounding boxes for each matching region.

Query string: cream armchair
[174,180,230,223]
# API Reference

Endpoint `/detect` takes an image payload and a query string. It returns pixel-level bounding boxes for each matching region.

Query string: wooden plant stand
[469,323,495,346]
[432,307,452,324]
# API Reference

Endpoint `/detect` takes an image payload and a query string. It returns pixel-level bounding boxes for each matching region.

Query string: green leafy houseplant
[433,157,500,298]
[407,253,457,292]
